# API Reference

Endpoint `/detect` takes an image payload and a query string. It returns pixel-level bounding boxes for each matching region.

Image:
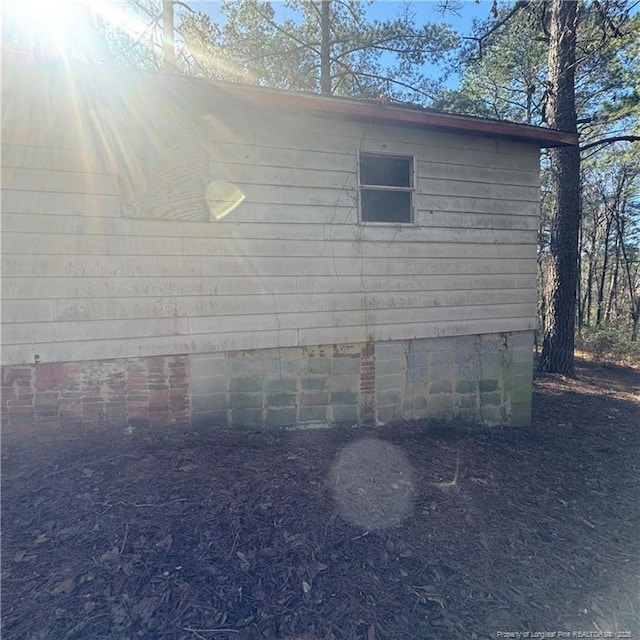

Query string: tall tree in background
[580,147,640,335]
[538,0,639,371]
[537,0,581,375]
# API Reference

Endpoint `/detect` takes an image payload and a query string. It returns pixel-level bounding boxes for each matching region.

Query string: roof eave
[3,52,578,148]
[210,81,578,148]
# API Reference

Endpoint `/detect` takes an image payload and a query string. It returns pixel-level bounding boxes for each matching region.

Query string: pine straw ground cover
[2,360,639,640]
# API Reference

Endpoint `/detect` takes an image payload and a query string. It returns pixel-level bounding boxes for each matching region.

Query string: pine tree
[537,0,581,375]
[170,0,459,101]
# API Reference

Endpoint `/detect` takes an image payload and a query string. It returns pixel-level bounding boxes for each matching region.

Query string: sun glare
[3,0,153,60]
[3,0,78,54]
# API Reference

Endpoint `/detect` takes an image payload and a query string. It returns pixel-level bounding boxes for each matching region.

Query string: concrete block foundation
[1,332,534,436]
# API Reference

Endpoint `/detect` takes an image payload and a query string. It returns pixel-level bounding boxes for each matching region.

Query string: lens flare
[330,438,416,531]
[206,181,246,220]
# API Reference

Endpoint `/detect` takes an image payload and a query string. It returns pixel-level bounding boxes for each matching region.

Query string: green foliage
[92,0,459,101]
[434,1,639,136]
[578,12,640,152]
[90,0,171,70]
[179,0,459,101]
[576,324,640,367]
[432,2,548,123]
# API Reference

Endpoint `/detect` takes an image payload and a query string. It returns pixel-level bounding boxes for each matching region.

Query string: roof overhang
[205,80,578,148]
[3,50,578,149]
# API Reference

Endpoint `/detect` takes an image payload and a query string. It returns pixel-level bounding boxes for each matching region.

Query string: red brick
[8,405,35,415]
[34,363,64,392]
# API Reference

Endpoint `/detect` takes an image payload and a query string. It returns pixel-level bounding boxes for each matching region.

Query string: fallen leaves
[236,551,250,571]
[1,361,638,639]
[100,547,120,562]
[51,577,74,595]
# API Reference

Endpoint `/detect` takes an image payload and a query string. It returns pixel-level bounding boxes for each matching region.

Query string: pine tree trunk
[577,223,583,329]
[605,232,621,323]
[632,306,639,342]
[585,249,595,324]
[163,0,176,71]
[585,216,600,325]
[320,1,331,95]
[596,218,612,327]
[537,0,581,376]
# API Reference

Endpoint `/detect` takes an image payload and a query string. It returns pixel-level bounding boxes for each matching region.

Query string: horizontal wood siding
[1,77,541,365]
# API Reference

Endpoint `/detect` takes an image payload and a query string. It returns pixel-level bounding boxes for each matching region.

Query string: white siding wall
[1,73,540,365]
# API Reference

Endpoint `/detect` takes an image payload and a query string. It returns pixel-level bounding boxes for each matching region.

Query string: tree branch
[332,0,364,25]
[336,67,438,101]
[239,41,322,64]
[467,0,531,61]
[581,135,640,151]
[247,0,321,57]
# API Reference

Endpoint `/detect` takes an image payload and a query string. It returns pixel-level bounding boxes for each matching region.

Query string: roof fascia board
[211,81,577,148]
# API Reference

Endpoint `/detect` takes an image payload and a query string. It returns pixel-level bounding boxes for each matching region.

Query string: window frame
[358,150,416,225]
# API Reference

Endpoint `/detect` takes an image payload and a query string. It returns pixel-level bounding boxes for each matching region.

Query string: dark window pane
[360,155,385,185]
[360,154,411,187]
[361,189,412,223]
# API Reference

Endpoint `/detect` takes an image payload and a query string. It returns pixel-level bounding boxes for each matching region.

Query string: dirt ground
[2,359,639,640]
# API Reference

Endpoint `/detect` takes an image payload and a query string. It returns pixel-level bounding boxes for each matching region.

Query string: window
[359,152,414,223]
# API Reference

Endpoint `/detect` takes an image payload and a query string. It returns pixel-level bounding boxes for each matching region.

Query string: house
[0,54,577,436]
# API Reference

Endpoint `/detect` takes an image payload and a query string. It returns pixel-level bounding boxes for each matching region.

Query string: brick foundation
[1,332,534,436]
[1,356,189,438]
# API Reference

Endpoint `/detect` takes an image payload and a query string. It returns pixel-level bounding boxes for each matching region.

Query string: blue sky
[195,0,492,37]
[363,0,491,29]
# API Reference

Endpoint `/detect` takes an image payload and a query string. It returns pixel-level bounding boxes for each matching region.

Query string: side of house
[1,56,569,436]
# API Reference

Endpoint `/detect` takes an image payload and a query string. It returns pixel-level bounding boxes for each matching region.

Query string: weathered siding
[1,62,540,368]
